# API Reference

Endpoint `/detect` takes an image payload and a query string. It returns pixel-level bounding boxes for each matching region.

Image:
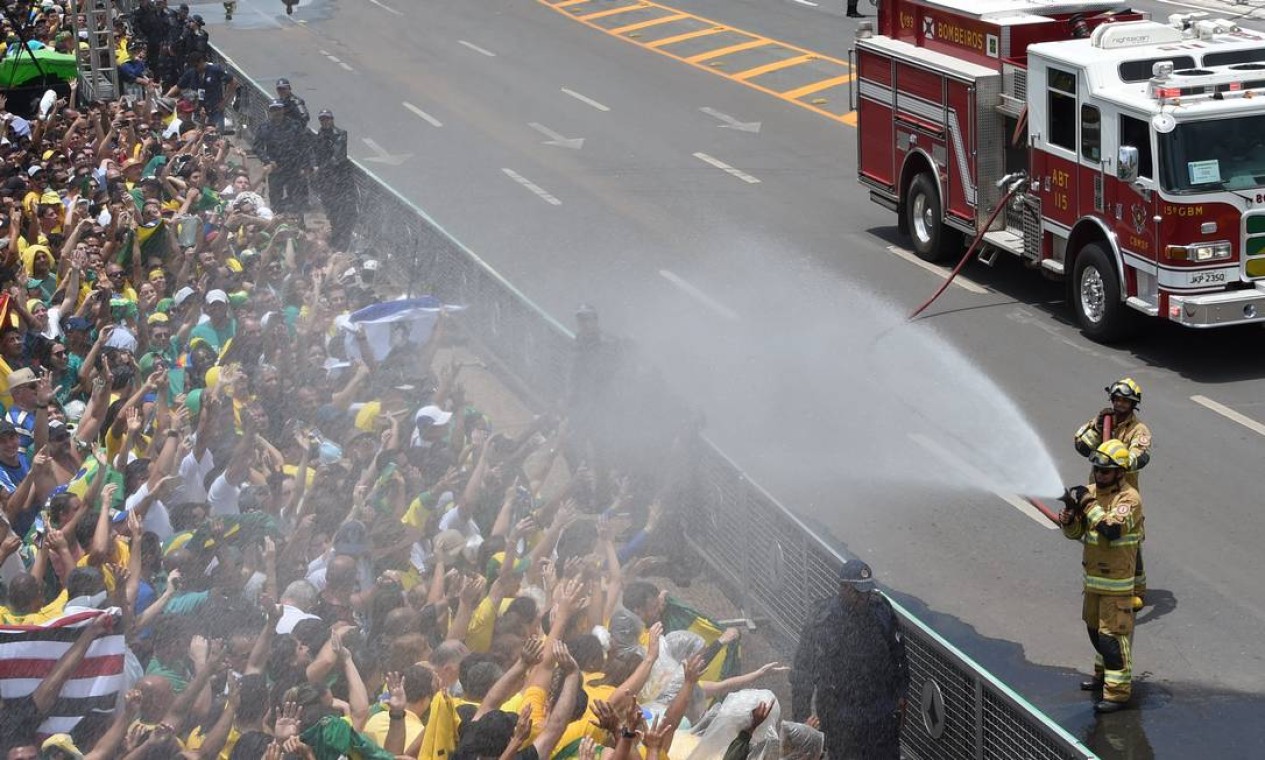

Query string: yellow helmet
[1089,439,1131,470]
[1105,378,1142,404]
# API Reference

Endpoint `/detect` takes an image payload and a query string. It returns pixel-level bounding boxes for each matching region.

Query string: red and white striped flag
[0,609,126,736]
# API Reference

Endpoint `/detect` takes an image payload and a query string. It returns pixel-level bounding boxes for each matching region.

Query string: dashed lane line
[366,0,404,15]
[693,152,760,184]
[1191,395,1265,437]
[403,101,443,127]
[659,269,741,321]
[501,168,563,205]
[910,433,1057,529]
[459,40,498,57]
[885,245,989,295]
[560,87,611,111]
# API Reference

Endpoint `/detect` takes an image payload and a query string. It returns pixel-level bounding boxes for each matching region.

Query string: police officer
[1074,378,1151,610]
[1059,440,1142,713]
[253,100,312,214]
[312,110,357,251]
[274,78,309,129]
[791,559,908,760]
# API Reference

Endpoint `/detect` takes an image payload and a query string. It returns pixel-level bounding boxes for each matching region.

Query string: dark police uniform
[312,112,358,250]
[790,560,908,760]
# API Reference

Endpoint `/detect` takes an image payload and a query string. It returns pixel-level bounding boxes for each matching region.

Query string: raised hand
[553,640,578,674]
[642,714,674,751]
[749,701,773,731]
[385,671,406,712]
[682,653,706,685]
[520,635,545,668]
[754,661,790,678]
[274,701,301,741]
[589,700,621,735]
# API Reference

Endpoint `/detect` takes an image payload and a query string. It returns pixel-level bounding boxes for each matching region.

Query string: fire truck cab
[854,0,1265,339]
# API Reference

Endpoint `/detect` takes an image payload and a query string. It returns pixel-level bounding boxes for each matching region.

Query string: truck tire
[905,173,961,263]
[1071,242,1137,343]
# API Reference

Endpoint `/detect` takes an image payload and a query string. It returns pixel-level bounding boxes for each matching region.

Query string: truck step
[982,229,1024,258]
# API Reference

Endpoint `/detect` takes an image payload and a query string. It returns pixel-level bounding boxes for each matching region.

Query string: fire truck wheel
[905,173,960,263]
[1071,242,1135,342]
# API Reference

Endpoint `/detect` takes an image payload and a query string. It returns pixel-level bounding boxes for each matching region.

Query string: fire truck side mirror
[1117,146,1140,183]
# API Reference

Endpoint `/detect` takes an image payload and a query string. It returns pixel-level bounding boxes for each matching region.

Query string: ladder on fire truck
[70,0,119,102]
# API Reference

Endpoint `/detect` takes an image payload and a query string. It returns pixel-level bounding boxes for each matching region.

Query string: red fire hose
[907,181,1023,321]
[1026,414,1113,525]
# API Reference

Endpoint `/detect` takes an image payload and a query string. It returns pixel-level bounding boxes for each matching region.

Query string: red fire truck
[854,0,1265,339]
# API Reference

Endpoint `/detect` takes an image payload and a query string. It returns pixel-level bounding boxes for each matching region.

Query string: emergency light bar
[1150,62,1265,103]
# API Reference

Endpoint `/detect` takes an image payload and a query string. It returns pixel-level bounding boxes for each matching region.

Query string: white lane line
[459,40,497,57]
[658,269,741,321]
[692,152,761,184]
[1191,395,1265,437]
[792,0,819,6]
[561,87,611,112]
[403,102,443,127]
[885,244,989,294]
[501,168,562,206]
[367,0,404,15]
[326,54,342,63]
[909,432,1056,529]
[338,62,354,71]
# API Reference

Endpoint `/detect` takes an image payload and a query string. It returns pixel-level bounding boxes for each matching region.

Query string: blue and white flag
[339,297,462,363]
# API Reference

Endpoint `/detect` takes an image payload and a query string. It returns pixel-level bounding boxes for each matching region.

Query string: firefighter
[1059,440,1142,714]
[790,559,908,759]
[1074,378,1151,610]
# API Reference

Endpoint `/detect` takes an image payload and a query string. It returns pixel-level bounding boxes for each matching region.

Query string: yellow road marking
[578,3,648,20]
[685,38,769,63]
[688,38,764,62]
[608,12,689,34]
[732,53,814,80]
[780,74,854,99]
[647,26,726,48]
[537,0,857,127]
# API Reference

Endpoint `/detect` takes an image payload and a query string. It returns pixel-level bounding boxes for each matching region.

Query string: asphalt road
[202,0,1265,754]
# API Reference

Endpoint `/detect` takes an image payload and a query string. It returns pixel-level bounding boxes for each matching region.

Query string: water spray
[907,173,1028,322]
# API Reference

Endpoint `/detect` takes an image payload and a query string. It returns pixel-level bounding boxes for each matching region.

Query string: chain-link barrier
[214,45,1095,760]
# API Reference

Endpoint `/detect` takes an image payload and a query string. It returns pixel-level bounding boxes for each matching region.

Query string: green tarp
[0,48,78,88]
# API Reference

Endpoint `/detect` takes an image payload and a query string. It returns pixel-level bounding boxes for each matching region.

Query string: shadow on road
[866,225,1265,384]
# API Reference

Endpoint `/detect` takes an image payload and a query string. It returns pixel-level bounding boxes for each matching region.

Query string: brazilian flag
[300,715,395,760]
[65,459,126,512]
[661,596,742,682]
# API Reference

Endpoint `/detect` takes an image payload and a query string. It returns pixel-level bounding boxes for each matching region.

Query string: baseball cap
[838,559,876,591]
[65,316,91,331]
[48,419,70,441]
[41,733,84,760]
[415,405,452,427]
[433,529,466,566]
[333,520,370,557]
[27,165,43,177]
[275,77,291,88]
[318,109,333,119]
[173,286,196,306]
[267,99,286,110]
[7,367,37,389]
[0,420,17,437]
[205,289,228,305]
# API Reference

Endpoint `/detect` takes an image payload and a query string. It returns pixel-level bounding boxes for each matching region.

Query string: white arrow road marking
[909,432,1056,529]
[403,102,443,127]
[561,87,611,112]
[528,122,584,150]
[700,106,762,133]
[459,40,497,57]
[361,138,412,165]
[693,152,760,184]
[502,168,562,205]
[1191,395,1265,437]
[658,270,741,321]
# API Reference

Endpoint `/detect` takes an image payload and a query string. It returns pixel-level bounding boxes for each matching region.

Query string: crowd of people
[0,3,842,760]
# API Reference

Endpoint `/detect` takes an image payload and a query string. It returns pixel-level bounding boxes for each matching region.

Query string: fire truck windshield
[1159,115,1265,194]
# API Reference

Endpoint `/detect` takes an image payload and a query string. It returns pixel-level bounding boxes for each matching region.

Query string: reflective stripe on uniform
[1084,574,1135,593]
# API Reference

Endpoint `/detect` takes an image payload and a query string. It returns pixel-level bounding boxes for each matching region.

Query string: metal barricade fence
[213,46,1094,760]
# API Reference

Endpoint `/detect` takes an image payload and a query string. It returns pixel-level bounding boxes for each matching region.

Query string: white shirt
[438,507,480,539]
[207,472,242,517]
[276,604,319,635]
[126,482,173,541]
[178,448,215,505]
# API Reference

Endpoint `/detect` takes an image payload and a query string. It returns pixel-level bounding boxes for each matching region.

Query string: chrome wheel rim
[912,192,933,247]
[1080,266,1106,324]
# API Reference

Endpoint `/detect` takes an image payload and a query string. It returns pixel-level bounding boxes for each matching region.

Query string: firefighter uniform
[1061,443,1142,708]
[1074,378,1152,602]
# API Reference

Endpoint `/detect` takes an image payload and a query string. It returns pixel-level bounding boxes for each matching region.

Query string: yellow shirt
[363,707,424,750]
[354,400,381,433]
[77,537,131,592]
[465,596,499,654]
[0,589,69,625]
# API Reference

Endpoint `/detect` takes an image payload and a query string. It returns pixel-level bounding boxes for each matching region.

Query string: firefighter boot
[1094,699,1127,714]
